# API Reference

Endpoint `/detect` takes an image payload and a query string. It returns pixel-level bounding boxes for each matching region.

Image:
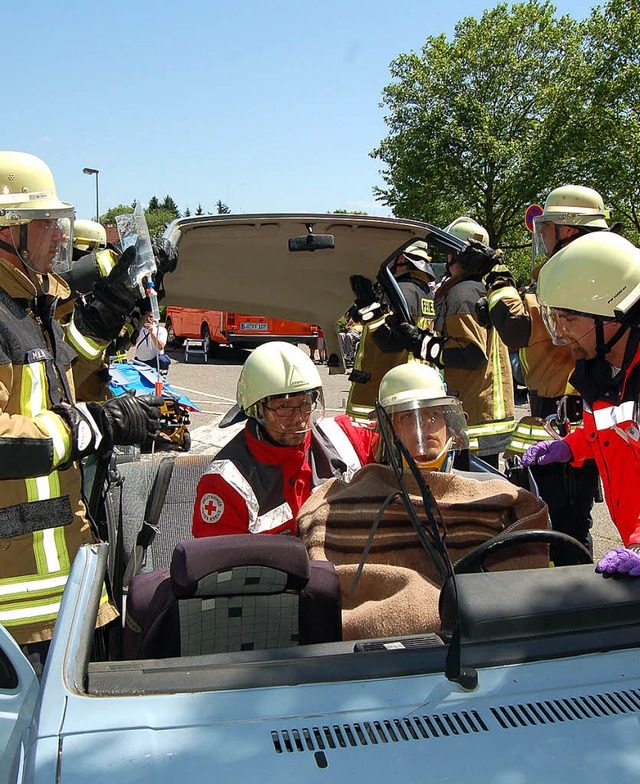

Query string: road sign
[525,204,543,232]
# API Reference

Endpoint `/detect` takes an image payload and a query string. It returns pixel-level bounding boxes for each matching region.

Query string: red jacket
[565,336,640,546]
[192,415,378,537]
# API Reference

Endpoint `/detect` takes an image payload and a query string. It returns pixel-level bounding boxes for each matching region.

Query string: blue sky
[6,0,595,222]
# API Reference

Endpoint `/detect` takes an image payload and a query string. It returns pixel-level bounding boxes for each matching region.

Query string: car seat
[123,535,342,659]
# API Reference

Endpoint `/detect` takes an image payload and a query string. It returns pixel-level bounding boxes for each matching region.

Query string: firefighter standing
[523,232,640,576]
[486,186,607,562]
[0,151,162,653]
[346,241,436,422]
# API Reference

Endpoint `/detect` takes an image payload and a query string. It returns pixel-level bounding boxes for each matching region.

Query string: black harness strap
[122,456,177,587]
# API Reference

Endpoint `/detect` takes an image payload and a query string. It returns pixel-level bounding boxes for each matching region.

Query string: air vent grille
[491,688,640,729]
[271,688,640,757]
[271,709,488,754]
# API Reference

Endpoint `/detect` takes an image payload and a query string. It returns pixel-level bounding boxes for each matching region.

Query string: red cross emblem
[200,492,224,524]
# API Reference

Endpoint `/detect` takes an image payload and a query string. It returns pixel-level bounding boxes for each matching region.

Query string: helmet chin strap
[594,316,628,360]
[0,224,46,292]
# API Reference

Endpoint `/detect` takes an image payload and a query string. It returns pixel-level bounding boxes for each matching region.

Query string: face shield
[0,205,74,275]
[540,305,596,346]
[252,388,325,437]
[532,216,561,275]
[383,396,469,472]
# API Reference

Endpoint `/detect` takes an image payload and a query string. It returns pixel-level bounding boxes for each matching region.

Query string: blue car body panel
[3,545,640,783]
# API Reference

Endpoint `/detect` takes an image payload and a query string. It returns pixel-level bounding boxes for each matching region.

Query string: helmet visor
[540,305,596,346]
[2,215,73,275]
[388,398,469,468]
[532,217,558,274]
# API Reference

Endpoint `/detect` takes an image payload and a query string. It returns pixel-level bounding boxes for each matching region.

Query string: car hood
[162,214,459,371]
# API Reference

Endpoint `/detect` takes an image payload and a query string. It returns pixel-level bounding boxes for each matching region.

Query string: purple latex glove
[596,547,640,577]
[521,439,573,467]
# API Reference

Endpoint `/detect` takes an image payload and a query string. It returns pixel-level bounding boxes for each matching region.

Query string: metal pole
[82,167,100,223]
[95,171,99,223]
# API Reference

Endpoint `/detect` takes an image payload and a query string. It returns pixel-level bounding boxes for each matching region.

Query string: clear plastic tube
[147,280,160,322]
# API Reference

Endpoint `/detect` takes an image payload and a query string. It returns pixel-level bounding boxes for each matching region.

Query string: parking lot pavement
[162,352,622,561]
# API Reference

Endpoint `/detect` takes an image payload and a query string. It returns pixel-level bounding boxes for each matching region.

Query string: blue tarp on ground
[109,360,201,411]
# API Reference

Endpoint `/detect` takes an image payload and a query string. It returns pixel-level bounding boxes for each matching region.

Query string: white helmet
[538,232,640,348]
[532,184,609,274]
[377,363,468,471]
[73,219,107,253]
[444,216,490,246]
[394,240,435,281]
[0,151,74,274]
[237,341,325,432]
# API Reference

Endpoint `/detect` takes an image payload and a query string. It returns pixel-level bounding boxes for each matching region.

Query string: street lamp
[82,167,100,223]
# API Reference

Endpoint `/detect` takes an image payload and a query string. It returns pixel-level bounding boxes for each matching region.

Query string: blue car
[2,215,639,783]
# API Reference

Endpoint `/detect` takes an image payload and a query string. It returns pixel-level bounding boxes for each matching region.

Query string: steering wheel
[453,529,593,575]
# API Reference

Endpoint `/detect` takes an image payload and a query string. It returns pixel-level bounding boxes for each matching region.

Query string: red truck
[165,306,318,358]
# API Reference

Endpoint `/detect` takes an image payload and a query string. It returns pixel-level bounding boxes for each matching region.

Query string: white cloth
[135,324,168,362]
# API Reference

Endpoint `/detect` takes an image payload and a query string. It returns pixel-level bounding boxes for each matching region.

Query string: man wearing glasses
[192,342,379,537]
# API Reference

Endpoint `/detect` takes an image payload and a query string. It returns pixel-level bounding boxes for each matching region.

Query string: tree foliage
[371,0,633,282]
[161,195,180,218]
[580,0,640,244]
[216,200,231,214]
[100,204,133,225]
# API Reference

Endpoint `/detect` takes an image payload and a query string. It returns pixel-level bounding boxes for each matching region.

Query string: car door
[0,625,38,784]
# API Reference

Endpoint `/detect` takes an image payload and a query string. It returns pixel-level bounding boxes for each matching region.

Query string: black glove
[394,323,445,367]
[455,239,501,278]
[349,275,384,324]
[72,246,140,341]
[54,392,163,461]
[484,264,516,290]
[152,238,179,275]
[91,393,162,451]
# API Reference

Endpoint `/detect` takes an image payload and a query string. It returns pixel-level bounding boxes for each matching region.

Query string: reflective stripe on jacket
[436,277,514,456]
[565,339,640,547]
[192,415,378,537]
[488,284,576,399]
[0,257,115,643]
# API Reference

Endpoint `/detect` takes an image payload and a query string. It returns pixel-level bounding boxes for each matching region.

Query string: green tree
[372,1,584,282]
[331,209,369,215]
[100,204,133,225]
[161,195,180,218]
[580,0,640,245]
[145,209,176,237]
[184,206,191,217]
[148,195,160,211]
[216,200,231,214]
[195,204,204,215]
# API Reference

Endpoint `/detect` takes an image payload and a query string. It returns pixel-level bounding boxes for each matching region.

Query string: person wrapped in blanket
[297,363,551,641]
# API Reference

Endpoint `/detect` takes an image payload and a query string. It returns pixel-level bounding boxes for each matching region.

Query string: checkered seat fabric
[124,535,342,659]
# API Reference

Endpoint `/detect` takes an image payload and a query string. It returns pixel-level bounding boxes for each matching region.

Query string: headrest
[170,535,310,598]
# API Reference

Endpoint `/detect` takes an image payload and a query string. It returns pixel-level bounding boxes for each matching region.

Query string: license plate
[239,322,269,331]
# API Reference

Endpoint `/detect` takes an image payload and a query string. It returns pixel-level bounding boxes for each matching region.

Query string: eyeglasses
[263,400,317,418]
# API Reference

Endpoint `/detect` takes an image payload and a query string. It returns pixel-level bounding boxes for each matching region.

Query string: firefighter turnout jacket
[192,415,379,537]
[435,275,514,457]
[0,257,115,644]
[488,281,579,454]
[346,273,435,422]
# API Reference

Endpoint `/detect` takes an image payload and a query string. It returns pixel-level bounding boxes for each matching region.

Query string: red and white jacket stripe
[192,415,378,537]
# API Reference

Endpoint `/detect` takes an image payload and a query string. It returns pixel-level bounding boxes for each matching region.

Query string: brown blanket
[297,464,549,640]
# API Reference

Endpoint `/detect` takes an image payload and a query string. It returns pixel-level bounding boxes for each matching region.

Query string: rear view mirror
[288,233,335,252]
